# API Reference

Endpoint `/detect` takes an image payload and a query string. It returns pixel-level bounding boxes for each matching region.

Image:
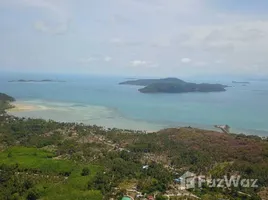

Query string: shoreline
[8,102,50,112]
[6,100,268,137]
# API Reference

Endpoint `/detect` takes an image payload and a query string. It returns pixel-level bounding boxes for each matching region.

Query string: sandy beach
[5,100,166,131]
[8,102,50,112]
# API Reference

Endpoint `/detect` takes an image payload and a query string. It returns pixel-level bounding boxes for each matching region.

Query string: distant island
[120,78,228,93]
[232,81,250,84]
[249,78,268,82]
[8,79,65,83]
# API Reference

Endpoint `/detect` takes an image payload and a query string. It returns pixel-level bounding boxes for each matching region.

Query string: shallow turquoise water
[1,72,268,135]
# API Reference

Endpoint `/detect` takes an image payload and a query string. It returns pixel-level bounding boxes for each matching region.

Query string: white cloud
[109,38,142,47]
[34,20,69,35]
[2,0,268,75]
[125,0,205,16]
[110,38,124,45]
[181,58,191,63]
[181,21,268,50]
[194,61,207,67]
[104,56,112,62]
[215,59,224,64]
[78,57,97,64]
[130,60,158,68]
[2,0,70,34]
[79,56,113,64]
[176,20,268,73]
[131,60,147,66]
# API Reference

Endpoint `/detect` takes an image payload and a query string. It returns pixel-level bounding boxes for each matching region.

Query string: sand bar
[8,102,50,112]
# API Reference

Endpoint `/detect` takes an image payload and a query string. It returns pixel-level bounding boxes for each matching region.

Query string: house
[142,165,149,170]
[147,195,155,200]
[174,178,183,183]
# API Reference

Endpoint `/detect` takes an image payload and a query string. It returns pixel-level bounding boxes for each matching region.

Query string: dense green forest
[0,93,267,199]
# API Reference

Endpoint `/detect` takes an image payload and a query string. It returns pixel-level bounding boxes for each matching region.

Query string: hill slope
[0,93,15,113]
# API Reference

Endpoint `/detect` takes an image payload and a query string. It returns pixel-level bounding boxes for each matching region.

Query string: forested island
[0,93,268,200]
[120,78,228,93]
[8,79,65,83]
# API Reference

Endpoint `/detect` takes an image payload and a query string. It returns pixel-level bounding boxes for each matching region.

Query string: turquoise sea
[1,72,268,136]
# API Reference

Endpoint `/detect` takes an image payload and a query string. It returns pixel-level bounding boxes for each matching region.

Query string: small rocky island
[120,78,228,93]
[232,81,250,84]
[8,79,65,83]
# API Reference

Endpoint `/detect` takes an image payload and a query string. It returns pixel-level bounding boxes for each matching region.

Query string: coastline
[8,102,50,112]
[6,100,268,137]
[7,100,166,132]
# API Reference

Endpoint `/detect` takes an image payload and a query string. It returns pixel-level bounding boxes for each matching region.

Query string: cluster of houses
[119,170,201,200]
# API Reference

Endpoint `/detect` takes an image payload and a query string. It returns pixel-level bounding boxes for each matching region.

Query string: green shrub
[81,167,90,176]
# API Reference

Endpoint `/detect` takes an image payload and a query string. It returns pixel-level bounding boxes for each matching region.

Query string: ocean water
[1,72,268,136]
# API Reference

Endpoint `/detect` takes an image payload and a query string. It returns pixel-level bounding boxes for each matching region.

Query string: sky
[1,0,268,77]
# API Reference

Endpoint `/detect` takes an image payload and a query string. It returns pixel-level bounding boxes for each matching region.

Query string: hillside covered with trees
[0,93,15,114]
[0,93,267,200]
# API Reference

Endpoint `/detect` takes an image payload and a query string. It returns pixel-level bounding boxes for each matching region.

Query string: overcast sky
[1,0,268,77]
